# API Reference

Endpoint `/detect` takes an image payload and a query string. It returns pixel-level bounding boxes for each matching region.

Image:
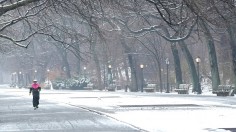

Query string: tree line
[0,0,235,93]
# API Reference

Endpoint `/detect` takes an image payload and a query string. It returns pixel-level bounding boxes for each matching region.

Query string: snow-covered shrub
[51,77,91,90]
[52,79,66,89]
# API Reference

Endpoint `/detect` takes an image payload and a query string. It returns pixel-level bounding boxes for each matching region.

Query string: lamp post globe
[140,64,144,69]
[196,56,201,63]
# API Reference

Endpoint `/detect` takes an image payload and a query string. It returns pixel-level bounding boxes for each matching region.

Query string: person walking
[29,80,41,110]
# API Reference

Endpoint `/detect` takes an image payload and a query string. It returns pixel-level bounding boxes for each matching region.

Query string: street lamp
[195,56,202,94]
[83,67,87,77]
[165,58,170,93]
[140,64,144,92]
[108,65,112,85]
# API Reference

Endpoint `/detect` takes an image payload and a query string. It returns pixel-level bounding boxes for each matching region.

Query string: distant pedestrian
[29,80,41,110]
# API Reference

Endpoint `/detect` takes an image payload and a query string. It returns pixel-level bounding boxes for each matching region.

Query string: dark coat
[29,87,41,96]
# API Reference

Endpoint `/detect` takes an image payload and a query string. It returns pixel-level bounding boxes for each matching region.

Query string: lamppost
[108,65,112,85]
[195,56,202,94]
[83,67,87,78]
[166,58,170,93]
[140,64,144,92]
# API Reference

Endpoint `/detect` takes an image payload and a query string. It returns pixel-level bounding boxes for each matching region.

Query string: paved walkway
[0,87,142,132]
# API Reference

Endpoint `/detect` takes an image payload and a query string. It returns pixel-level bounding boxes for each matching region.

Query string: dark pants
[33,95,39,107]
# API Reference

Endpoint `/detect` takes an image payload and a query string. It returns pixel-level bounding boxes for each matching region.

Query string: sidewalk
[1,86,236,132]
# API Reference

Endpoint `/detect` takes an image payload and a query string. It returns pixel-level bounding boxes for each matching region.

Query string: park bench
[213,85,234,96]
[116,85,122,90]
[174,84,191,94]
[107,84,116,91]
[83,83,94,90]
[143,84,156,92]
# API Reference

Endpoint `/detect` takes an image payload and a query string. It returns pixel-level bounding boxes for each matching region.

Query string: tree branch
[0,0,40,16]
[0,25,51,48]
[0,2,47,32]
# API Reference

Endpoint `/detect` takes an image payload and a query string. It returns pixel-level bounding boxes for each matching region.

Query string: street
[1,86,236,132]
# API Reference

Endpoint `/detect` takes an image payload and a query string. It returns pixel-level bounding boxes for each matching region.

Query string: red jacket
[30,83,41,96]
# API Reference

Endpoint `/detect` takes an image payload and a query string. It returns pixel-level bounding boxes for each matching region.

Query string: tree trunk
[56,46,71,79]
[75,43,81,75]
[179,41,198,93]
[200,20,220,91]
[161,27,183,88]
[123,54,130,85]
[91,46,102,90]
[171,43,183,87]
[127,54,139,92]
[227,25,236,86]
[117,66,125,87]
[120,33,138,92]
[62,51,71,78]
[155,59,163,92]
[90,31,102,90]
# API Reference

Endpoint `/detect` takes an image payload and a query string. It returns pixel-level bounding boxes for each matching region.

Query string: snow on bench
[213,85,234,96]
[144,84,156,92]
[174,84,191,94]
[83,83,94,90]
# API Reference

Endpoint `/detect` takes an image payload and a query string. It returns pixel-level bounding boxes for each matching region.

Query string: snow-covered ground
[1,85,236,132]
